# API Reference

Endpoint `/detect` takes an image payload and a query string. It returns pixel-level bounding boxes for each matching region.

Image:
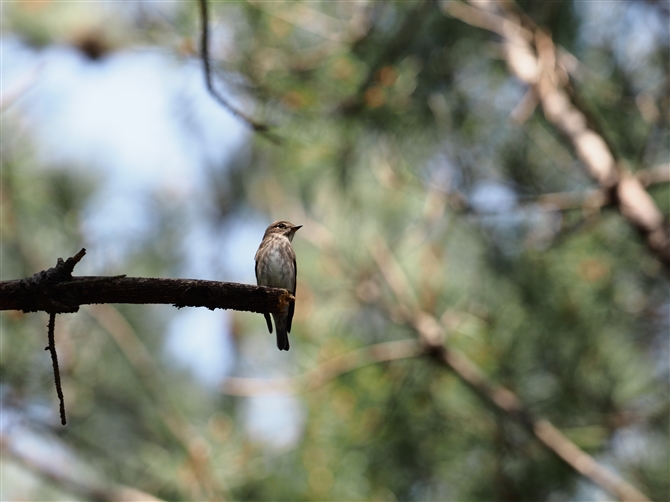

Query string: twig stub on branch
[14,248,89,314]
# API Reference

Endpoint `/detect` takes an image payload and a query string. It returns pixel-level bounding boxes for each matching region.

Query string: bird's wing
[287,255,296,333]
[255,256,274,333]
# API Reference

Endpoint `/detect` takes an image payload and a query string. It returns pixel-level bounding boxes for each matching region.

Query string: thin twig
[440,163,668,215]
[221,339,421,396]
[197,0,280,143]
[1,435,165,501]
[45,313,67,425]
[0,63,43,112]
[636,163,670,188]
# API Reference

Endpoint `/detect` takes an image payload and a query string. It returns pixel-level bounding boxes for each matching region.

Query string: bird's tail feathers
[272,313,290,351]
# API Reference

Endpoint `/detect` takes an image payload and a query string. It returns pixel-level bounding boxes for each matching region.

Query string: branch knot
[18,249,86,314]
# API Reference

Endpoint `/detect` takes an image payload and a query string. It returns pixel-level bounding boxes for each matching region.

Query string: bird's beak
[292,225,303,232]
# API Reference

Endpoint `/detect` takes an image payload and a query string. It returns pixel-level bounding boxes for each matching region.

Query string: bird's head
[265,220,302,242]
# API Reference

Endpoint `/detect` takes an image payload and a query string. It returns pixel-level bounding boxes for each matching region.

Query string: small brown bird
[254,220,301,351]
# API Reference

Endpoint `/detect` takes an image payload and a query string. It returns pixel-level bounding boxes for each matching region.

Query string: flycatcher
[255,220,301,351]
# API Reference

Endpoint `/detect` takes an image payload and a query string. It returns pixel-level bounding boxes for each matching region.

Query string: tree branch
[1,435,166,502]
[221,339,421,396]
[197,0,280,143]
[45,313,67,425]
[423,341,651,502]
[444,0,670,266]
[264,184,652,501]
[524,164,669,212]
[369,239,651,502]
[0,249,293,315]
[636,163,670,187]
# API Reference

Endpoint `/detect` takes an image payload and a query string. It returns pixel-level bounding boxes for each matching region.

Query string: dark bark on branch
[0,249,294,315]
[46,313,67,425]
[0,276,294,314]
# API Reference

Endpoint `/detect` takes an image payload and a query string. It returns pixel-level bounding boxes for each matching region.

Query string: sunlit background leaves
[1,1,668,501]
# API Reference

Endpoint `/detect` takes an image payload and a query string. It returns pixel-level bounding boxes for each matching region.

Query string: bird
[254,220,301,351]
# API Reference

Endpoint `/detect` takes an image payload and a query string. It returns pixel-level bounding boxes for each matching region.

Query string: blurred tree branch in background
[0,64,42,112]
[530,163,670,212]
[445,162,670,214]
[1,435,166,502]
[2,0,668,500]
[82,302,231,501]
[197,0,280,143]
[221,214,653,500]
[261,172,657,500]
[444,0,670,266]
[369,237,651,502]
[222,339,422,395]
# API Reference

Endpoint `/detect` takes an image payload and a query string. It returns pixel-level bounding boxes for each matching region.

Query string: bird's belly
[262,249,292,289]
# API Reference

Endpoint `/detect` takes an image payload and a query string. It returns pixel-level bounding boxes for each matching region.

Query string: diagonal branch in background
[1,435,166,502]
[197,0,280,143]
[522,163,670,212]
[259,177,653,500]
[369,240,651,502]
[1,63,43,112]
[0,248,294,315]
[85,303,229,500]
[636,163,670,188]
[422,341,651,502]
[221,339,421,396]
[443,0,670,266]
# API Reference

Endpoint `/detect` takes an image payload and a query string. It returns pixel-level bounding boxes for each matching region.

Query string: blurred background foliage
[1,0,668,501]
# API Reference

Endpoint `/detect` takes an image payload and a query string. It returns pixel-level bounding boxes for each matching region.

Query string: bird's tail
[272,312,290,351]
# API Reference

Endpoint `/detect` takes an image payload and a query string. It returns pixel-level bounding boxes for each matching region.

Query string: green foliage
[2,1,668,501]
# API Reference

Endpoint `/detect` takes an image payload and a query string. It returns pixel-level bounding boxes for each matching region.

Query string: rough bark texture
[0,249,293,314]
[1,276,293,314]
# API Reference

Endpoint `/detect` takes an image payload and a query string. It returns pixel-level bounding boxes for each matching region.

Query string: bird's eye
[278,223,286,229]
